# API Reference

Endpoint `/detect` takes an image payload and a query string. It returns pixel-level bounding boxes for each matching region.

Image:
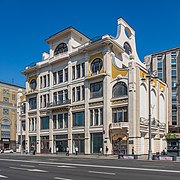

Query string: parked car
[1,148,13,153]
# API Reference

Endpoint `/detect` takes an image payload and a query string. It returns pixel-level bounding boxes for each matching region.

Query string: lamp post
[20,104,23,155]
[147,56,154,160]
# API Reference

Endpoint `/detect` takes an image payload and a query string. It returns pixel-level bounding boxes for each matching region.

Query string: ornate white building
[20,18,168,155]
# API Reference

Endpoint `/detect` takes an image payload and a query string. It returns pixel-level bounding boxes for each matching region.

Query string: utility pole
[20,104,23,155]
[147,56,153,160]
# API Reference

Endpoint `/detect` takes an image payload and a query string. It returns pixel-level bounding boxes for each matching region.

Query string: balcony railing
[47,99,71,108]
[110,122,129,130]
[140,117,166,129]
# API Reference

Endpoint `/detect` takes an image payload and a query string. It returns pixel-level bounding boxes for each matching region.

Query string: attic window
[123,42,132,55]
[54,43,68,56]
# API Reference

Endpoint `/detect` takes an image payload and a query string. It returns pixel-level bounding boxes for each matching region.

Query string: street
[0,154,180,180]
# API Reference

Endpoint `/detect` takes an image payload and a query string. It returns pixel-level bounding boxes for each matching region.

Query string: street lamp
[146,56,156,160]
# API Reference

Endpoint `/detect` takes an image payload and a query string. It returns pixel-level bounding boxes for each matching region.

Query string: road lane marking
[57,166,76,168]
[9,167,48,173]
[88,171,115,175]
[54,177,72,180]
[20,165,35,168]
[1,158,180,174]
[0,175,8,179]
[39,164,76,168]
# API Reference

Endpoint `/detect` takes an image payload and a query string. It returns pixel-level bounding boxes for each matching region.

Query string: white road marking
[9,167,48,173]
[88,171,115,175]
[1,158,180,174]
[58,166,76,168]
[39,164,76,168]
[54,177,72,180]
[0,175,8,179]
[20,165,35,168]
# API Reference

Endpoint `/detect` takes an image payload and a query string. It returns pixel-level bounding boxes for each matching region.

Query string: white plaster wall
[159,94,165,123]
[140,84,147,118]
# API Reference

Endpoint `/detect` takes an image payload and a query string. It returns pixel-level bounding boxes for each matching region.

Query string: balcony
[110,122,129,130]
[47,99,71,109]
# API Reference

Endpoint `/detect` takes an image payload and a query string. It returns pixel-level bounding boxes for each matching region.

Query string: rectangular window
[58,91,63,104]
[53,115,57,129]
[90,110,93,126]
[43,95,46,108]
[90,81,103,98]
[58,70,63,83]
[112,108,128,123]
[64,113,68,128]
[3,108,9,115]
[53,92,57,104]
[47,74,50,87]
[40,77,42,89]
[29,97,37,110]
[72,88,75,102]
[73,111,85,127]
[64,68,68,82]
[41,116,49,130]
[64,89,68,101]
[58,114,63,128]
[82,63,85,77]
[53,72,57,85]
[76,86,80,101]
[3,89,9,95]
[43,75,46,88]
[72,66,75,80]
[12,94,16,100]
[100,108,103,125]
[94,109,98,125]
[3,97,9,103]
[82,85,85,100]
[76,64,80,79]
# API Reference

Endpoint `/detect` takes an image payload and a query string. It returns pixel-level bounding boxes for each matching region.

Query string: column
[49,113,53,153]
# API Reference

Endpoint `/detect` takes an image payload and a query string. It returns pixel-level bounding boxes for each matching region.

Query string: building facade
[144,47,180,128]
[0,81,25,151]
[21,18,168,155]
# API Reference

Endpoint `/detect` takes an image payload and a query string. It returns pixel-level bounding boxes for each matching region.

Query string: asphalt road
[0,154,180,180]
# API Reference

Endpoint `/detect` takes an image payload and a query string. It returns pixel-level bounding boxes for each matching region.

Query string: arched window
[1,119,10,138]
[123,42,132,55]
[91,58,103,74]
[54,43,68,56]
[112,82,127,98]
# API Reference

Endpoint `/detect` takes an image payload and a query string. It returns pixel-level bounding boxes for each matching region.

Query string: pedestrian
[99,147,103,156]
[105,146,109,156]
[132,147,134,155]
[66,146,69,156]
[25,147,28,155]
[49,147,51,153]
[164,147,167,155]
[75,146,78,155]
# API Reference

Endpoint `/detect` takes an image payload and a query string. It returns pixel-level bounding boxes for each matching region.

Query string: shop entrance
[112,134,128,155]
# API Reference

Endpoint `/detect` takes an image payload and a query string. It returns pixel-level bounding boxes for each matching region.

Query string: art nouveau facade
[21,18,168,155]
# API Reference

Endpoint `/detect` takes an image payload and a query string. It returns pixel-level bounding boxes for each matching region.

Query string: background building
[0,81,25,151]
[21,18,168,155]
[144,48,180,129]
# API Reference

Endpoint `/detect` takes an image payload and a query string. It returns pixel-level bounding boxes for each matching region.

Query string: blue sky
[0,0,180,87]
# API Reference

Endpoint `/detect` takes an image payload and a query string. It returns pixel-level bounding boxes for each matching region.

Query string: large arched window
[90,58,103,74]
[112,82,127,98]
[1,119,10,138]
[123,42,132,55]
[54,43,68,56]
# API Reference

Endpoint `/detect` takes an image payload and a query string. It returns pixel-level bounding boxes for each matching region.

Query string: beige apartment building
[145,47,180,130]
[0,81,25,151]
[21,18,168,155]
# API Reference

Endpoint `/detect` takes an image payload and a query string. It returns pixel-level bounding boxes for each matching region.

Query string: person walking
[132,147,134,155]
[66,146,69,156]
[105,146,109,156]
[75,146,78,155]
